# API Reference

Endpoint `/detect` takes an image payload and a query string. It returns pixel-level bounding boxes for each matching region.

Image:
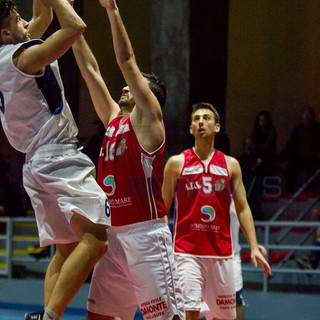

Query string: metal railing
[0,217,52,278]
[1,217,319,291]
[241,220,320,292]
[241,167,320,292]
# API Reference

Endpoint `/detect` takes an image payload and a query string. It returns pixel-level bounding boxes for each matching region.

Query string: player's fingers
[251,256,258,268]
[258,244,267,257]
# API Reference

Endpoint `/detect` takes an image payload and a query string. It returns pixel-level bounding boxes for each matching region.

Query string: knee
[55,242,78,261]
[82,233,108,260]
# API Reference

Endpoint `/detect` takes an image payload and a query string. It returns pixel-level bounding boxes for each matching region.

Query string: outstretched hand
[99,0,117,10]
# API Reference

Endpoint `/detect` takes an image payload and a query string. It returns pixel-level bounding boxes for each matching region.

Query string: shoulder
[224,154,241,175]
[11,39,43,57]
[165,153,184,175]
[166,153,184,167]
[224,154,238,164]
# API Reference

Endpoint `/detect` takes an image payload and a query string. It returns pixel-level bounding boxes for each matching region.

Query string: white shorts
[23,144,110,246]
[233,252,243,292]
[87,218,185,320]
[175,253,236,320]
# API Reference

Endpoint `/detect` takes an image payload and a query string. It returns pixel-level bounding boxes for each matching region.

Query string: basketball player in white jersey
[162,103,271,320]
[0,1,110,319]
[71,0,184,319]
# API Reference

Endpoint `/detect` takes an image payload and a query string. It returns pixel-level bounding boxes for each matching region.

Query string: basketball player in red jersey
[162,102,271,320]
[72,0,185,319]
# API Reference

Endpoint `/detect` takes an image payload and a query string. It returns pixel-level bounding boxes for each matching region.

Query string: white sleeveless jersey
[0,40,78,154]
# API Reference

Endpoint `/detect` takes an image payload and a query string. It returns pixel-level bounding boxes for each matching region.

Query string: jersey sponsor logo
[182,165,203,175]
[103,138,128,161]
[116,123,130,135]
[103,175,116,196]
[109,196,132,208]
[105,126,115,137]
[201,205,216,222]
[116,138,127,156]
[209,164,228,176]
[215,178,226,191]
[184,177,226,193]
[190,223,221,232]
[105,123,129,138]
[216,294,236,310]
[0,91,4,113]
[185,180,201,191]
[140,297,168,319]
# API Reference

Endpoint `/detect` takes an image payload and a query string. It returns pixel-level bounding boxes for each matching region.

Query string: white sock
[43,307,61,320]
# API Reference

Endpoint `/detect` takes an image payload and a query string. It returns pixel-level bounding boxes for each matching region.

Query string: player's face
[190,108,220,138]
[4,10,30,44]
[119,86,135,111]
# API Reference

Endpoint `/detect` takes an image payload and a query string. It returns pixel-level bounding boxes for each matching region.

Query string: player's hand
[99,0,117,10]
[258,244,267,257]
[251,247,272,276]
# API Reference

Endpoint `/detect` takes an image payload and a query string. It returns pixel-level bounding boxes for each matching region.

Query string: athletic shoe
[24,310,44,320]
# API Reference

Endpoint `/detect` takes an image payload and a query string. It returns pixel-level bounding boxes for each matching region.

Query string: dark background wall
[74,0,320,158]
[226,0,320,157]
[79,0,231,158]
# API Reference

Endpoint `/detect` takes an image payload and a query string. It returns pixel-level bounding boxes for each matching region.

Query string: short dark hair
[191,102,220,124]
[141,72,167,109]
[0,0,16,29]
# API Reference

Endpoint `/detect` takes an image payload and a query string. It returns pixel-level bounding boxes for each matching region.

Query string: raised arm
[227,155,272,276]
[14,0,86,75]
[99,0,164,152]
[72,35,120,127]
[28,0,53,39]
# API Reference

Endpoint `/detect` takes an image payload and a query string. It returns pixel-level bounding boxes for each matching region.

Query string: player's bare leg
[44,242,78,305]
[45,213,108,316]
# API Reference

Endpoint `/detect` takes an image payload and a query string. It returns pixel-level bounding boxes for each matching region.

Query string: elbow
[69,19,87,38]
[70,22,86,41]
[76,21,87,35]
[116,52,135,68]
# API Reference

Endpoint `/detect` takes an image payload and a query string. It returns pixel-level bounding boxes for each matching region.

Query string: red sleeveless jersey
[173,148,233,258]
[97,116,167,226]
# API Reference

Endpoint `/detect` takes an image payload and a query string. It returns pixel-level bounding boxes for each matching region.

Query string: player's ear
[189,124,194,135]
[0,28,11,44]
[215,123,221,133]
